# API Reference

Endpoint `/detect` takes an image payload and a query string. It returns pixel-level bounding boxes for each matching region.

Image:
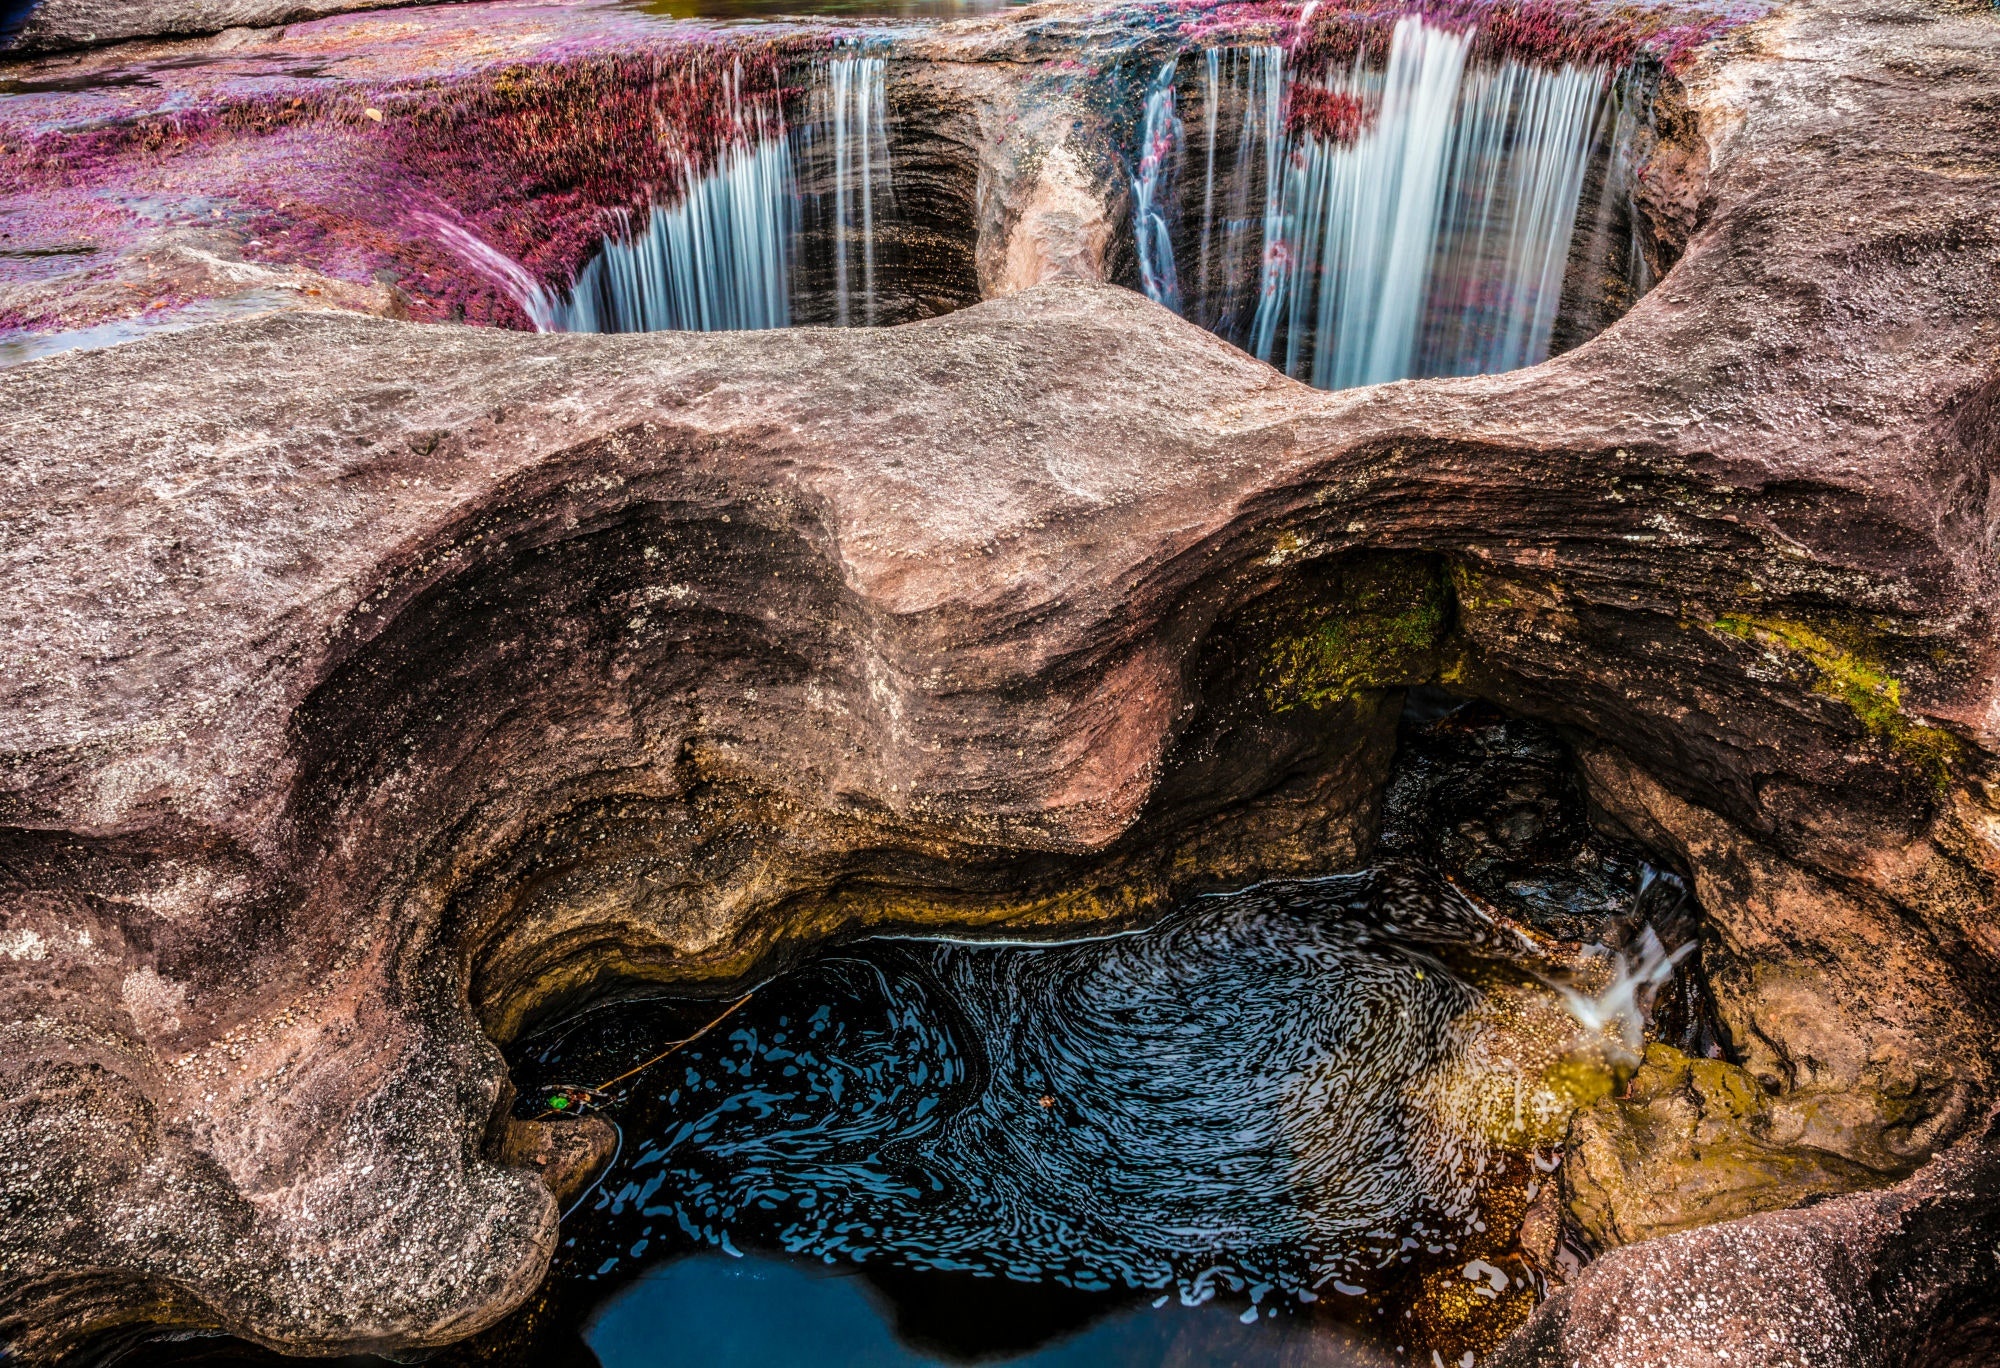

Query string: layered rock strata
[0,0,1997,1361]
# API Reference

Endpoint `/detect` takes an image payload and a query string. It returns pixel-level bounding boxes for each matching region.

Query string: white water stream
[1135,18,1614,389]
[436,30,1614,361]
[553,133,799,333]
[468,56,896,335]
[821,55,895,326]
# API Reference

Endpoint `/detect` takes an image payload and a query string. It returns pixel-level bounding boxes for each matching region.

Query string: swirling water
[487,862,1570,1365]
[592,884,1483,1298]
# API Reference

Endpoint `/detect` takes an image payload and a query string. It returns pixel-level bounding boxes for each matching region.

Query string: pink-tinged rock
[0,0,1995,1360]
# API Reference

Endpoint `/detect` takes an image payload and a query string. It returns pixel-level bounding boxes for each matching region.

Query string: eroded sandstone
[0,0,1996,1360]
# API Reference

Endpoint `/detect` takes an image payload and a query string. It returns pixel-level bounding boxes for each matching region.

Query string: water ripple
[562,868,1511,1309]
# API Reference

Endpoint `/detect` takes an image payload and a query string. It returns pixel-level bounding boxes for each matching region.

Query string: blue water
[0,0,39,47]
[466,866,1560,1365]
[587,1254,1389,1366]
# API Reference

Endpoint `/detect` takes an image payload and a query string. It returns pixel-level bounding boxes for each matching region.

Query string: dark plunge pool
[483,869,1528,1360]
[567,1250,1396,1366]
[107,698,1712,1368]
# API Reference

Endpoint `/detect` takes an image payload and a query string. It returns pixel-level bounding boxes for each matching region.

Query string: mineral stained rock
[0,0,1997,1361]
[1491,1106,2000,1368]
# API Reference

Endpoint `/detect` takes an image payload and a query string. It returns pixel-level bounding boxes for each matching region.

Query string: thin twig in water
[594,992,757,1091]
[531,991,756,1119]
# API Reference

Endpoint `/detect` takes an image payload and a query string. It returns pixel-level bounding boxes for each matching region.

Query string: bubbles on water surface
[534,869,1524,1310]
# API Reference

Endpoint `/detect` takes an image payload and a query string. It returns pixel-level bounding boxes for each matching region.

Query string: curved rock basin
[4,0,2000,1362]
[106,699,1670,1367]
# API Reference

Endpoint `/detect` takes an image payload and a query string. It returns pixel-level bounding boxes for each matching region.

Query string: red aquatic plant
[1,31,829,328]
[1177,0,1770,77]
[381,39,818,287]
[1285,83,1369,142]
[0,96,336,193]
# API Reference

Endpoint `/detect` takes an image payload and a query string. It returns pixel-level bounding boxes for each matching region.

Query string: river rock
[0,0,1997,1359]
[0,0,475,55]
[1492,1106,2000,1368]
[1563,1044,1884,1248]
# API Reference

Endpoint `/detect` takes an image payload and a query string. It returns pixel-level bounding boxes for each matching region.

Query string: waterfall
[514,55,894,335]
[821,56,894,327]
[1273,19,1473,387]
[1416,56,1605,377]
[1138,19,1614,390]
[1131,60,1183,312]
[412,210,561,331]
[553,135,797,334]
[1141,46,1285,345]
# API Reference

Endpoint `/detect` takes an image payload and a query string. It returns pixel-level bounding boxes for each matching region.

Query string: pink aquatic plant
[380,40,817,290]
[0,32,829,330]
[1175,0,1771,76]
[1285,83,1369,141]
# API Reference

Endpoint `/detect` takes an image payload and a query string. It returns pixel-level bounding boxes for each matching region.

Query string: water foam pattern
[560,870,1510,1307]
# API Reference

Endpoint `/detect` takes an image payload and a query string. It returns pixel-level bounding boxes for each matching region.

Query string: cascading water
[816,55,895,326]
[554,135,798,334]
[507,56,894,335]
[1132,18,1620,389]
[1130,60,1183,312]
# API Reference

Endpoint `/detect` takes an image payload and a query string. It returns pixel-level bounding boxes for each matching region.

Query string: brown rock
[1492,1108,2000,1368]
[1564,1044,1883,1249]
[493,1117,617,1210]
[0,0,1995,1359]
[1,1,473,55]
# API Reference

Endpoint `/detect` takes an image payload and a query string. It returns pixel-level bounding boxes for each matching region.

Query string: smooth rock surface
[0,0,1997,1359]
[1,0,469,54]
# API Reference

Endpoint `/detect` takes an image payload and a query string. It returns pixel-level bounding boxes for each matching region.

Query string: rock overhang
[1,0,1998,1360]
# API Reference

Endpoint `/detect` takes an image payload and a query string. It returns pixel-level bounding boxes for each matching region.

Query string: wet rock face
[0,0,1997,1363]
[1379,694,1664,944]
[1494,1107,2000,1368]
[1562,1043,1883,1248]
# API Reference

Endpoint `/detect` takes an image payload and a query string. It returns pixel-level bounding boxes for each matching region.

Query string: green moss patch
[1260,555,1450,712]
[1707,613,1962,786]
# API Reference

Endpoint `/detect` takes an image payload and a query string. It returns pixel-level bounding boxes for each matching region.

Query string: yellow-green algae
[1261,556,1450,712]
[1565,1044,1888,1247]
[1708,613,1962,786]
